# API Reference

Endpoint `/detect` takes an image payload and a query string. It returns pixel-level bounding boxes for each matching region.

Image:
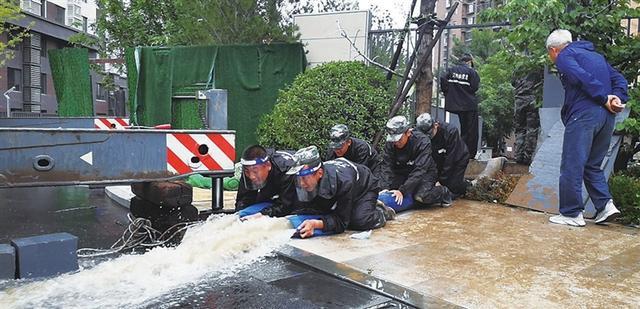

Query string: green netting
[127,43,306,157]
[48,48,93,116]
[124,48,138,124]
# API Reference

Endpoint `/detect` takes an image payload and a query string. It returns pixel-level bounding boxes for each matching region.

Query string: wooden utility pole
[415,0,437,117]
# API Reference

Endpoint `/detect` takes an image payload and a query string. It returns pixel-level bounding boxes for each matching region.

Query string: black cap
[460,53,473,62]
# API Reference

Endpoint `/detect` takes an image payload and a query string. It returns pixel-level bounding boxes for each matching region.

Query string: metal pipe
[4,86,16,118]
[369,21,510,34]
[212,177,224,211]
[386,0,419,80]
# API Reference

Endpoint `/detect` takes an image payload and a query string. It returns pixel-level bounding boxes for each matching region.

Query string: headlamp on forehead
[240,156,269,166]
[296,162,322,176]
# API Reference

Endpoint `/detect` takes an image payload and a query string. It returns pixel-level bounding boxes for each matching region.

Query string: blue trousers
[559,106,615,217]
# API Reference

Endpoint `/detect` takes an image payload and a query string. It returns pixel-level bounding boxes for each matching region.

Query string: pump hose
[77,213,200,258]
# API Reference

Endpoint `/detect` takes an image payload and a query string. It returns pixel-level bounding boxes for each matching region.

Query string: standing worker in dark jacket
[235,145,297,217]
[284,146,394,238]
[546,29,628,227]
[440,53,480,157]
[416,113,470,198]
[325,124,381,176]
[378,116,452,212]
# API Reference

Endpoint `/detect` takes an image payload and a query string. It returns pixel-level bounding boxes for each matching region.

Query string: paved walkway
[289,200,640,308]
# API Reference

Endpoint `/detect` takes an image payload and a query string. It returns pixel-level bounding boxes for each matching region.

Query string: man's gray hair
[546,29,572,49]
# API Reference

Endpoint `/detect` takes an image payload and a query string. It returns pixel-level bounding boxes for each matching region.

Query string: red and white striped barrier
[166,133,235,174]
[94,118,129,130]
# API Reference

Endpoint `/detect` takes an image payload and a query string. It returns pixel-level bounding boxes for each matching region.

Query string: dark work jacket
[380,130,438,196]
[440,63,480,112]
[274,158,380,234]
[235,149,296,212]
[423,123,469,183]
[556,41,628,124]
[325,137,381,175]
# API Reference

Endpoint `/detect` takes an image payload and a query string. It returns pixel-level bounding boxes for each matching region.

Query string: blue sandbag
[287,215,328,238]
[237,202,273,218]
[378,191,414,212]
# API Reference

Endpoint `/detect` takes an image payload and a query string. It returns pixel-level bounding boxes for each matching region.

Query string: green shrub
[609,174,640,225]
[466,172,519,204]
[256,61,394,153]
[624,164,640,179]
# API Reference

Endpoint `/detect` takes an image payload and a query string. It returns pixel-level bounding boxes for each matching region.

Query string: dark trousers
[349,190,385,230]
[441,161,469,197]
[559,106,614,217]
[454,110,479,157]
[389,172,447,205]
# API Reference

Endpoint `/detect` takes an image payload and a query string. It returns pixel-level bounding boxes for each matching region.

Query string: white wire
[77,214,200,258]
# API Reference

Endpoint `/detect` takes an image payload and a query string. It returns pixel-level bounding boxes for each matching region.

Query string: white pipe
[3,86,16,118]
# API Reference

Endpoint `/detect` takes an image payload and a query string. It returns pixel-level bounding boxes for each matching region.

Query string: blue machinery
[0,89,233,211]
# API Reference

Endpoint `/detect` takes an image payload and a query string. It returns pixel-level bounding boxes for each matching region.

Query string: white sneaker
[549,213,586,227]
[594,199,621,224]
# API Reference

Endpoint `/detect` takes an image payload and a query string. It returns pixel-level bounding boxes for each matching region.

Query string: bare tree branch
[337,22,403,78]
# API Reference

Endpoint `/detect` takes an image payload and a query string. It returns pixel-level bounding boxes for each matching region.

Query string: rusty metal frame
[0,128,235,189]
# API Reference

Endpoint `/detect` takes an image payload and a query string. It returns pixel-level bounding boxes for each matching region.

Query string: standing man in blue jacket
[546,29,628,227]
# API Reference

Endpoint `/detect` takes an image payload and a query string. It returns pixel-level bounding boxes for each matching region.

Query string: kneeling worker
[416,113,470,198]
[285,146,395,238]
[379,116,452,212]
[235,145,296,217]
[326,124,381,176]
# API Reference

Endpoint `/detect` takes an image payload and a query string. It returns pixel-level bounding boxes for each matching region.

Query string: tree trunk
[415,0,437,117]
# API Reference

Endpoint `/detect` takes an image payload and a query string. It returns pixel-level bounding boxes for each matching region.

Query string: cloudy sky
[358,0,414,28]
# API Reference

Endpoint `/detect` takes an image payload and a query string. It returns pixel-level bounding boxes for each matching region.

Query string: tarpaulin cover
[126,44,306,157]
[48,48,93,116]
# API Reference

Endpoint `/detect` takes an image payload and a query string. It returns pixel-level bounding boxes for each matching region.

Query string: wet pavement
[144,256,406,309]
[291,199,640,308]
[0,186,129,249]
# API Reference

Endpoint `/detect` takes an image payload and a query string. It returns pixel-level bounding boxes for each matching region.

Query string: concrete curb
[104,185,134,209]
[277,245,461,309]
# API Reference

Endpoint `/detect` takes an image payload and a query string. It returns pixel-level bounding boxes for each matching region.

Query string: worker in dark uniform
[440,53,480,157]
[235,145,296,218]
[378,116,452,212]
[416,113,470,198]
[282,146,395,238]
[325,124,381,176]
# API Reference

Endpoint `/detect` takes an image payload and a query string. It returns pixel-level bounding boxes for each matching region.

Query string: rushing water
[0,215,294,309]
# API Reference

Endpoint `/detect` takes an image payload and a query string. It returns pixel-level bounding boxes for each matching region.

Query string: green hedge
[256,61,394,153]
[609,173,640,225]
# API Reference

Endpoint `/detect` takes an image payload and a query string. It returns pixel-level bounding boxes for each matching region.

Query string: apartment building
[1,0,127,116]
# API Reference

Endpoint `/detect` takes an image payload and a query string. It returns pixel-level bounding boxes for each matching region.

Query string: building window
[445,0,451,8]
[468,3,475,14]
[96,84,106,100]
[8,68,22,92]
[21,0,42,16]
[54,5,65,24]
[41,73,47,94]
[67,4,82,30]
[83,16,88,32]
